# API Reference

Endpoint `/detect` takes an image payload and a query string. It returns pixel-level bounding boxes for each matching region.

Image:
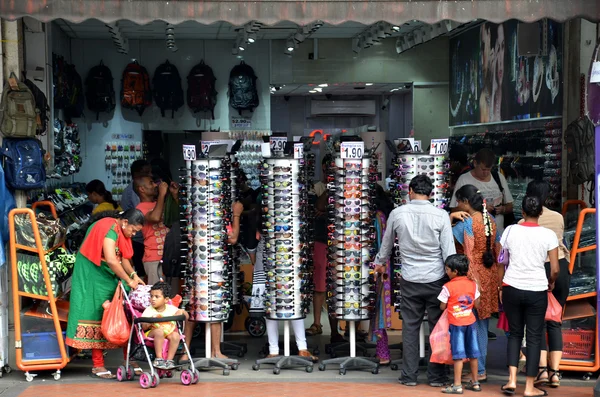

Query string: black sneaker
[488,331,497,340]
[429,381,451,387]
[398,379,417,386]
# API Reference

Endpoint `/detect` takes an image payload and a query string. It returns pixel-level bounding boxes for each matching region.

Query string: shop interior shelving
[9,201,71,382]
[560,202,599,379]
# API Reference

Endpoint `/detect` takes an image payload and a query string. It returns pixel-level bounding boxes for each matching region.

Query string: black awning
[3,0,599,26]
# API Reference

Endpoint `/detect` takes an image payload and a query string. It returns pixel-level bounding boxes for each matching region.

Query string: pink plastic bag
[430,311,453,365]
[545,292,562,323]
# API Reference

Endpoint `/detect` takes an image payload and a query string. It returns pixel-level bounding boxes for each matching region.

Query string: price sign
[293,143,304,159]
[182,144,196,161]
[413,140,422,152]
[200,141,216,156]
[430,138,449,155]
[340,141,364,159]
[270,136,287,152]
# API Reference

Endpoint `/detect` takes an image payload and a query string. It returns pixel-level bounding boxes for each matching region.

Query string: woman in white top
[500,195,559,397]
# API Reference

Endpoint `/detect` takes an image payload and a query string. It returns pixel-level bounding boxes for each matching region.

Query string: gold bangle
[130,271,137,279]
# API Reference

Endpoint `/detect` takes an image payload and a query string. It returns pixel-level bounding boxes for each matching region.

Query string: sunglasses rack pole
[182,158,240,376]
[252,153,315,374]
[319,151,380,375]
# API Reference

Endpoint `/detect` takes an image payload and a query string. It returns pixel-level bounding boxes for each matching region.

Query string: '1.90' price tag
[340,141,364,159]
[429,138,449,155]
[270,136,287,152]
[183,144,196,160]
[293,143,304,159]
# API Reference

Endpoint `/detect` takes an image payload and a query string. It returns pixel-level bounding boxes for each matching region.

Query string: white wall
[68,39,271,185]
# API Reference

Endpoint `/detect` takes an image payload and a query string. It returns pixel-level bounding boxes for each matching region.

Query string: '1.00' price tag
[340,141,364,159]
[429,138,448,155]
[183,144,196,161]
[293,143,304,159]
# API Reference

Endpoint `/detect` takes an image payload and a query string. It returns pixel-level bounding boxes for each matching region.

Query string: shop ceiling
[270,83,411,96]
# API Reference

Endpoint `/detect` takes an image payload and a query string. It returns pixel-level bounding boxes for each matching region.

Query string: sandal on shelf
[548,369,561,388]
[464,381,481,392]
[534,366,549,385]
[305,324,323,336]
[91,368,116,380]
[441,385,463,394]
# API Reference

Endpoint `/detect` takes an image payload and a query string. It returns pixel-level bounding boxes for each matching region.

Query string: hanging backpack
[23,77,49,136]
[187,60,217,119]
[64,63,85,121]
[121,61,152,116]
[565,116,595,186]
[152,60,184,118]
[2,138,46,190]
[0,74,38,138]
[228,61,259,115]
[85,61,116,120]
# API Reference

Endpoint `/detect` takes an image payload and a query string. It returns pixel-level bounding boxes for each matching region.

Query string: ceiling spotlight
[309,90,317,93]
[413,29,423,45]
[365,83,373,86]
[286,38,296,52]
[376,24,387,40]
[392,25,401,31]
[395,37,403,54]
[245,21,263,33]
[318,83,328,87]
[363,34,374,48]
[236,35,246,51]
[314,87,323,92]
[247,32,257,43]
[383,24,393,37]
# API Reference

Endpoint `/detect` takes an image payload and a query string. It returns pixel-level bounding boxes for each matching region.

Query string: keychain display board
[104,140,143,201]
[319,149,380,375]
[260,156,315,321]
[181,158,233,323]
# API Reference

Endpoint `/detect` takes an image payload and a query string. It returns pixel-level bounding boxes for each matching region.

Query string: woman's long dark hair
[86,179,119,209]
[455,184,495,268]
[83,208,145,233]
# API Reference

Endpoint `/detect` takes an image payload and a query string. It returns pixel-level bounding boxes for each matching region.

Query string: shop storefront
[0,0,598,384]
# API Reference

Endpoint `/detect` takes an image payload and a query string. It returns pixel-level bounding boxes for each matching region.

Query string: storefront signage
[270,136,287,152]
[231,117,252,128]
[430,138,449,155]
[293,143,304,159]
[341,141,364,159]
[591,62,600,83]
[182,144,196,161]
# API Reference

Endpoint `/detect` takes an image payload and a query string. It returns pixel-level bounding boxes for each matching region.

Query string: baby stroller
[117,283,199,389]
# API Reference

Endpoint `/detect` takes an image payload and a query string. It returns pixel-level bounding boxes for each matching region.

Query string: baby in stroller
[141,282,189,370]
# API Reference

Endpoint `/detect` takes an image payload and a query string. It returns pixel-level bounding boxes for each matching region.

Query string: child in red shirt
[438,254,482,394]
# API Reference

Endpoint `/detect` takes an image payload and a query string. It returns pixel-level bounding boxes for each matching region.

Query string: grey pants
[399,276,448,384]
[144,261,163,285]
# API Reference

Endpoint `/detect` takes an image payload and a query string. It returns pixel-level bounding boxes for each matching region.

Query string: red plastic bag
[101,283,130,346]
[545,292,562,323]
[430,311,453,365]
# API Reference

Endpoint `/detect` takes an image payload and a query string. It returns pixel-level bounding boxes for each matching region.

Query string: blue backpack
[2,138,46,190]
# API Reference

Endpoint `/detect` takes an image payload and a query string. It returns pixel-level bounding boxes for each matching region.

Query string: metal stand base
[319,356,380,375]
[324,341,376,358]
[191,357,240,376]
[252,355,314,375]
[259,340,320,358]
[221,341,247,358]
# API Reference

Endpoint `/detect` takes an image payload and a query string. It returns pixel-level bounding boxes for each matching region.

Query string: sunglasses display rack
[252,154,316,374]
[389,154,449,209]
[181,158,240,375]
[319,153,380,375]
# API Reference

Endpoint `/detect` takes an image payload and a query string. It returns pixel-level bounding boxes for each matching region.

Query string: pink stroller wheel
[180,369,193,385]
[139,372,151,389]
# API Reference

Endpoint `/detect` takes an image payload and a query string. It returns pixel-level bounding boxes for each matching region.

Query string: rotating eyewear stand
[192,323,240,376]
[252,319,314,374]
[319,321,379,375]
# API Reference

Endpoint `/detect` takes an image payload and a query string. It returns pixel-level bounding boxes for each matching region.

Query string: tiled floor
[18,381,595,397]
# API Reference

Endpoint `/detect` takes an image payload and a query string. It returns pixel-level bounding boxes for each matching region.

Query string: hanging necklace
[532,56,543,103]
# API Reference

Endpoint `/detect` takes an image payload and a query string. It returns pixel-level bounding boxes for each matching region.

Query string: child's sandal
[464,381,481,392]
[442,385,463,394]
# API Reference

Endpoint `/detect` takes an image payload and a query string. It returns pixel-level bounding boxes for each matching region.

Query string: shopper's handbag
[545,292,563,323]
[429,311,453,365]
[497,226,512,266]
[101,283,130,346]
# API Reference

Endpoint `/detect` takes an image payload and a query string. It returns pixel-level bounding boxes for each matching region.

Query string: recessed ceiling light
[392,25,400,31]
[314,87,322,92]
[309,90,317,93]
[318,83,328,87]
[365,83,373,86]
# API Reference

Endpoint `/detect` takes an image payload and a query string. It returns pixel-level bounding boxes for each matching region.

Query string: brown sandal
[305,323,323,336]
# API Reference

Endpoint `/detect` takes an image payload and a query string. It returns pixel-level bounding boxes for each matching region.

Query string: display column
[252,153,315,374]
[182,158,240,376]
[320,152,380,375]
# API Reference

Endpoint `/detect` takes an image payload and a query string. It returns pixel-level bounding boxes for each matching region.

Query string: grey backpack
[0,74,37,138]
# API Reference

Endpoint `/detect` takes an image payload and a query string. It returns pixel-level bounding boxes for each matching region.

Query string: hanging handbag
[497,225,513,266]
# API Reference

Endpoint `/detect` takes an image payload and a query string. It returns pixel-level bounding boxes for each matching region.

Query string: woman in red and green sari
[66,209,145,379]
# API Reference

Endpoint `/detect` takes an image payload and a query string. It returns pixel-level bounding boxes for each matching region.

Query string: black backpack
[64,64,84,121]
[152,60,184,118]
[228,61,259,115]
[187,60,217,119]
[565,116,595,185]
[23,77,49,136]
[85,61,116,120]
